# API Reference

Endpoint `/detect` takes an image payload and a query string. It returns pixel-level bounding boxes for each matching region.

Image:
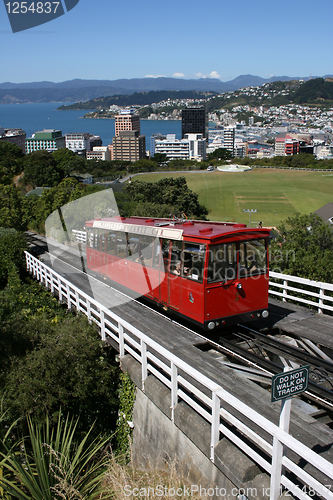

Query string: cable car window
[101,231,106,252]
[127,233,139,261]
[116,232,127,258]
[88,229,101,250]
[152,239,161,269]
[208,243,237,282]
[239,239,267,277]
[106,232,116,255]
[170,240,183,275]
[139,235,154,267]
[182,243,206,282]
[161,239,170,272]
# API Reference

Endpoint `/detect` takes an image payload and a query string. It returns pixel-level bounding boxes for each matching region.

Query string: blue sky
[0,0,332,83]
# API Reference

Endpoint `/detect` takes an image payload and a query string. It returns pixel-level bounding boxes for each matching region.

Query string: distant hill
[1,74,330,105]
[57,90,214,110]
[57,78,333,113]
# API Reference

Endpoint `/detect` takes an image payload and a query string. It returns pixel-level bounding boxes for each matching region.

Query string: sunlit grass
[133,169,333,227]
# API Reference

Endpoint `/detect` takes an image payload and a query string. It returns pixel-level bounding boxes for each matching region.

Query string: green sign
[271,366,310,402]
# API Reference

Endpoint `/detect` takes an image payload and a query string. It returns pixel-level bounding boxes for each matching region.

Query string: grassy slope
[132,169,333,227]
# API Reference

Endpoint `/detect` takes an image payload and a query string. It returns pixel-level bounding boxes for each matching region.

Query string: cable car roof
[86,216,270,241]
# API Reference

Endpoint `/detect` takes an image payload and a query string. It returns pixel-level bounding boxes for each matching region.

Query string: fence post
[170,362,178,422]
[211,390,220,462]
[119,323,124,358]
[58,275,62,301]
[100,309,105,341]
[66,283,71,309]
[141,339,147,392]
[319,287,325,314]
[283,280,288,302]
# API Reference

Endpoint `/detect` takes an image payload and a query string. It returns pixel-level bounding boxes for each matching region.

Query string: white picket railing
[72,230,87,244]
[24,251,333,500]
[269,271,333,314]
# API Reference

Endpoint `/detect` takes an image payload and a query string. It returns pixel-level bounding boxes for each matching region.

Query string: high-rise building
[223,126,235,156]
[181,107,208,142]
[113,130,146,162]
[113,109,145,162]
[115,109,140,137]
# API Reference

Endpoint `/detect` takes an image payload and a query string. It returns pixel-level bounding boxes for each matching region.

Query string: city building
[113,130,146,162]
[182,107,208,143]
[184,133,206,160]
[154,134,190,160]
[223,126,235,156]
[285,137,299,156]
[115,109,140,137]
[274,137,286,156]
[0,127,26,152]
[89,135,103,150]
[25,129,65,154]
[151,133,166,156]
[86,146,111,162]
[65,132,90,156]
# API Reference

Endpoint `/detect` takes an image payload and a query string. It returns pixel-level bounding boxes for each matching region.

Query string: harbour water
[0,102,182,152]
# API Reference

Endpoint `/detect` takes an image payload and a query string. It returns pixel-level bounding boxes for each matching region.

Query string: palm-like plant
[0,413,112,500]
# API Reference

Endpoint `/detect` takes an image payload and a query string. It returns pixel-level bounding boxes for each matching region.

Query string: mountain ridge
[0,75,332,105]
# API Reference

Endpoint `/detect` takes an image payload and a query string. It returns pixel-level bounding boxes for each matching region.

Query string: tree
[52,148,86,176]
[152,153,168,166]
[270,213,333,282]
[0,228,27,288]
[23,150,62,188]
[0,185,23,230]
[207,148,232,162]
[123,177,208,219]
[0,142,24,185]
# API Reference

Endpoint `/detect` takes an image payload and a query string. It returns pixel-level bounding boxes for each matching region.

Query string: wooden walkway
[260,298,333,350]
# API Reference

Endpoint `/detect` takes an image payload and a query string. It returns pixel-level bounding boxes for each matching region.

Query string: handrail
[24,251,333,500]
[269,270,333,313]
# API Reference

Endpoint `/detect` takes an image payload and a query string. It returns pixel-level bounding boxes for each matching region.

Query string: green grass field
[132,169,333,227]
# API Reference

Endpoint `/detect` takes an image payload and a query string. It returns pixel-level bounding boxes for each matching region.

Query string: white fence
[72,230,87,244]
[24,251,333,500]
[269,271,333,314]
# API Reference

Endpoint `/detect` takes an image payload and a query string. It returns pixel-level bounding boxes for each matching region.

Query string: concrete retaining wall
[121,355,273,500]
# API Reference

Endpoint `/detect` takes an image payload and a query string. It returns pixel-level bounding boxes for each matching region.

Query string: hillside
[57,78,333,115]
[57,90,214,110]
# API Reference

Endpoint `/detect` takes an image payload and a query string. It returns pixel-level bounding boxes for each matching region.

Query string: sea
[0,102,183,153]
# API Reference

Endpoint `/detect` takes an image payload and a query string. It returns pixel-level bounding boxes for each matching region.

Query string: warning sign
[271,366,310,402]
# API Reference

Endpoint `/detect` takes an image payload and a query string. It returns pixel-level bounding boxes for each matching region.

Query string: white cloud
[172,72,185,78]
[194,71,221,79]
[209,70,221,79]
[144,74,166,78]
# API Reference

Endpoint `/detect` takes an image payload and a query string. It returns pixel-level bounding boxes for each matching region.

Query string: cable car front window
[239,239,267,277]
[182,243,206,282]
[207,243,237,282]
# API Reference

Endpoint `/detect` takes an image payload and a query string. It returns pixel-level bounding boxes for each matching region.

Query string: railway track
[25,231,333,422]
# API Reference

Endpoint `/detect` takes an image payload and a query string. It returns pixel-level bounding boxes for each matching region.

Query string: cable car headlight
[235,282,242,290]
[262,310,269,318]
[208,322,216,330]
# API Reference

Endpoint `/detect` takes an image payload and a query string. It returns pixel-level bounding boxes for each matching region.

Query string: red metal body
[85,216,270,330]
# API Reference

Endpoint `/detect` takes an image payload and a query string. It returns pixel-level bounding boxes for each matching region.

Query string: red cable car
[85,216,269,330]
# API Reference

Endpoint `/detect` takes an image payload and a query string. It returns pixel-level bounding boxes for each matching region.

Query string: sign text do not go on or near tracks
[271,365,310,403]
